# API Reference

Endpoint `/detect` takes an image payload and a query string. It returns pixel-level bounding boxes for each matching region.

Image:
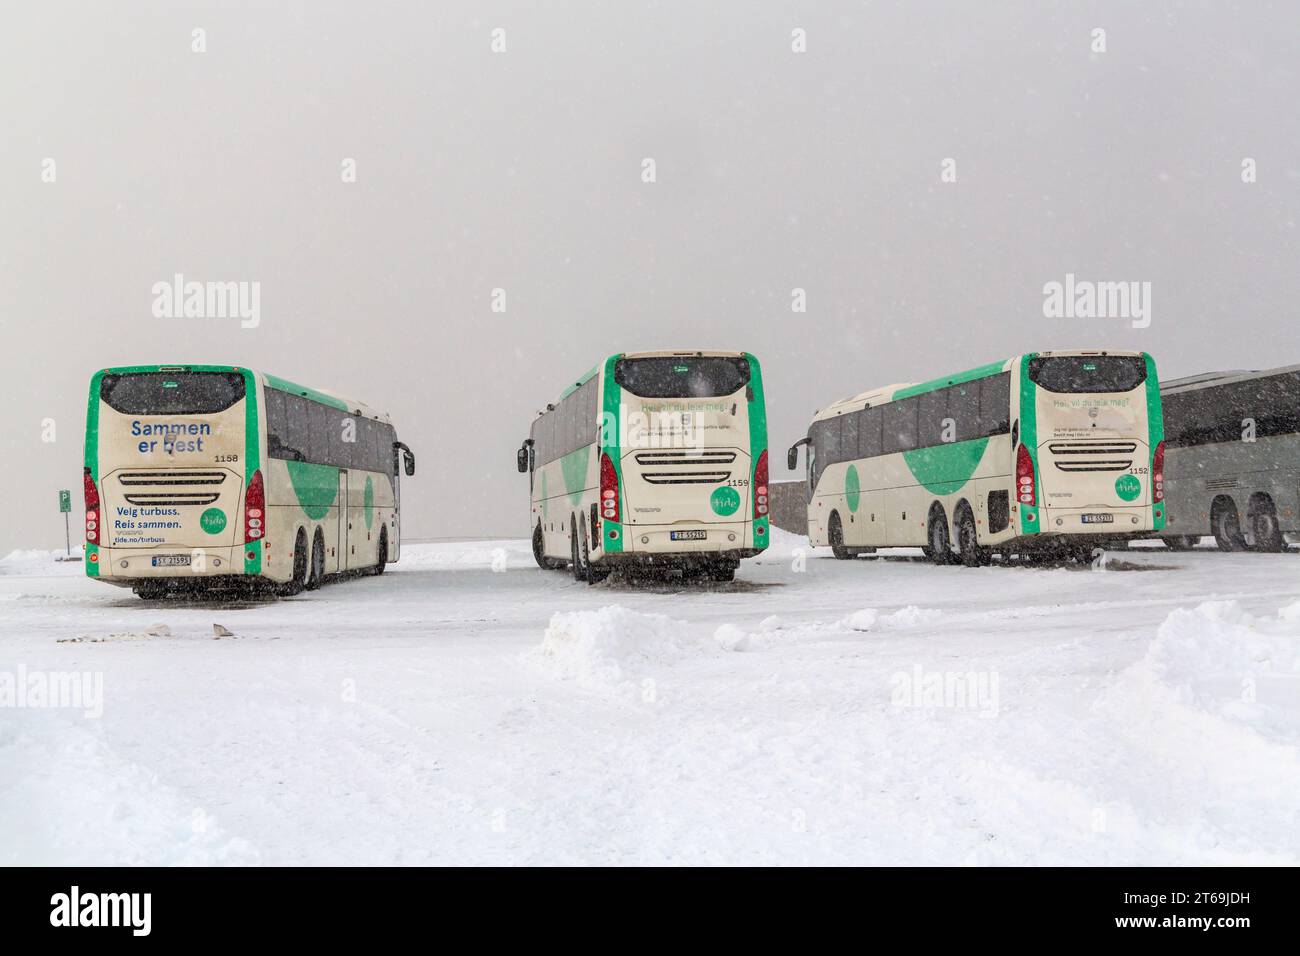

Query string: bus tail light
[1152,440,1165,504]
[83,467,100,543]
[245,469,265,543]
[754,449,769,518]
[1015,443,1035,506]
[599,453,619,522]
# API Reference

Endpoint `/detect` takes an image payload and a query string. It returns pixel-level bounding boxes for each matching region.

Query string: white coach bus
[787,350,1166,564]
[84,365,415,598]
[1158,365,1300,551]
[516,350,770,583]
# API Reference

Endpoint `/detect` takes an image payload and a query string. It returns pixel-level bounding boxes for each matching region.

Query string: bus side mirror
[393,441,415,476]
[787,437,808,471]
[516,446,529,473]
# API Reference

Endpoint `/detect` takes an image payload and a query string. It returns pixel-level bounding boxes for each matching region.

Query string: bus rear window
[100,372,248,415]
[614,356,751,398]
[1027,356,1147,394]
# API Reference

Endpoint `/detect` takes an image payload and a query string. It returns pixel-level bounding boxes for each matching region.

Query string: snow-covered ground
[2,529,1298,866]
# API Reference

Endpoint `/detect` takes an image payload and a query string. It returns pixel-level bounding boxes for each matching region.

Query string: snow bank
[1131,600,1300,744]
[841,605,944,632]
[1094,600,1300,861]
[0,720,259,865]
[713,605,946,651]
[527,605,707,687]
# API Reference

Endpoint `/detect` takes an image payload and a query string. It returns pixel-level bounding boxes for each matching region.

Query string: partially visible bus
[516,350,769,583]
[787,350,1166,564]
[1158,365,1300,551]
[84,365,415,598]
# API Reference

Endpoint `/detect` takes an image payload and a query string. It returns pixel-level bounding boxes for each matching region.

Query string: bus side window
[950,384,979,442]
[286,395,311,462]
[265,389,290,459]
[979,373,1011,437]
[860,406,881,459]
[918,388,948,448]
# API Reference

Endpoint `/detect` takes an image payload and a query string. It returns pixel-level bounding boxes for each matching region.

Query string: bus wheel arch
[280,527,309,596]
[533,521,561,570]
[927,503,954,566]
[1210,496,1246,552]
[373,527,388,575]
[1247,492,1285,552]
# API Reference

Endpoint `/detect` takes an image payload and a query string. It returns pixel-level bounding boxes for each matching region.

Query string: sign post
[58,489,71,557]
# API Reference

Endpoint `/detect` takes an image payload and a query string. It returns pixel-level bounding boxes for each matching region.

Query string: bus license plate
[670,530,708,541]
[152,554,191,567]
[1081,514,1114,524]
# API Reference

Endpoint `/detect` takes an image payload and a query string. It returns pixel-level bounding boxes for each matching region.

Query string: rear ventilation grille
[1048,441,1136,473]
[118,470,228,506]
[634,450,736,485]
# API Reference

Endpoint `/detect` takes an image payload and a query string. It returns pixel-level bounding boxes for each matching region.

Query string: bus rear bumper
[596,518,768,561]
[88,545,249,580]
[1031,503,1164,536]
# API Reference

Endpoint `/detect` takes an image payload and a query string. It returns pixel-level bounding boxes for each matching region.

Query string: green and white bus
[84,365,416,598]
[788,350,1166,564]
[516,350,769,583]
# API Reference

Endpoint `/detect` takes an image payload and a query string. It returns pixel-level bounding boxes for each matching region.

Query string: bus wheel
[570,524,589,583]
[373,529,388,575]
[956,508,988,567]
[828,512,852,560]
[927,508,954,566]
[279,528,309,595]
[534,523,562,570]
[579,515,610,584]
[1249,497,1285,552]
[1211,499,1246,552]
[306,531,325,590]
[1160,535,1198,551]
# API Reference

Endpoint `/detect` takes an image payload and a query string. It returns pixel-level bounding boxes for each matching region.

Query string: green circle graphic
[710,486,741,517]
[200,507,227,534]
[1115,474,1142,502]
[845,464,861,513]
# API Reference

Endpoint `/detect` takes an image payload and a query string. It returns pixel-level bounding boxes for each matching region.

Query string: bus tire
[279,528,309,595]
[927,506,954,566]
[373,529,388,575]
[570,523,589,582]
[828,511,852,560]
[1160,535,1198,551]
[1211,498,1246,552]
[578,514,610,584]
[306,530,325,590]
[532,523,559,570]
[955,506,988,568]
[1248,495,1285,552]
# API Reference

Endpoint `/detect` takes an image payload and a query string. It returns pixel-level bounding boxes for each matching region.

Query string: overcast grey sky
[2,1,1298,553]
